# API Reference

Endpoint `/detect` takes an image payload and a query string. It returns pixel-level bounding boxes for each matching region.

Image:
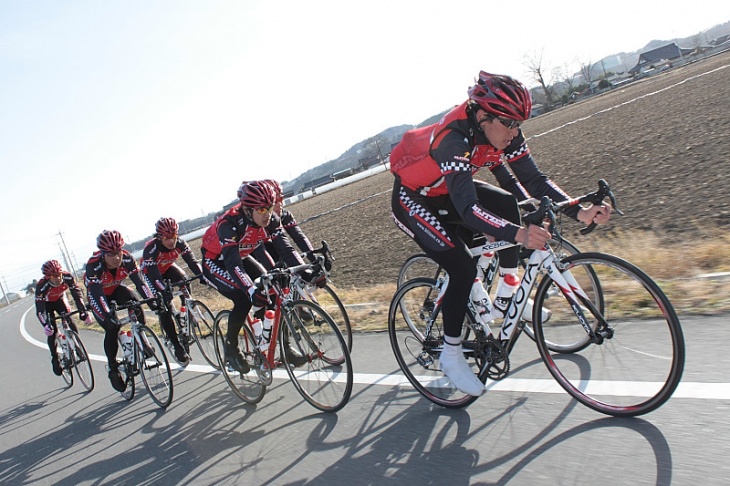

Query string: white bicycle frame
[432,239,596,342]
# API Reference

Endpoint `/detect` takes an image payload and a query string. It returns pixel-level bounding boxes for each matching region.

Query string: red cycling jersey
[35,271,85,326]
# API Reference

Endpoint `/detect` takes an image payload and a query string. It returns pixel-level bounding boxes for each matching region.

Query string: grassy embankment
[188,230,730,333]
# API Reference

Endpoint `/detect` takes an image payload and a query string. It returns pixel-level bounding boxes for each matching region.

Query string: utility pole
[0,277,11,305]
[57,230,77,277]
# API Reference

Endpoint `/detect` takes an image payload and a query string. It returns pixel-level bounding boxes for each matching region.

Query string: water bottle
[179,305,189,338]
[476,251,495,281]
[119,329,134,362]
[470,279,494,322]
[261,310,275,345]
[57,333,68,357]
[251,318,266,351]
[496,273,520,340]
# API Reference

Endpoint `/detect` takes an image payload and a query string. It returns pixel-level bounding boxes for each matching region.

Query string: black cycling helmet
[237,180,276,209]
[467,71,532,121]
[97,230,125,253]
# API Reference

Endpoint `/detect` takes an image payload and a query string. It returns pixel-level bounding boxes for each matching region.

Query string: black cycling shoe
[226,346,250,374]
[283,343,309,367]
[174,345,191,366]
[108,368,126,392]
[51,355,63,376]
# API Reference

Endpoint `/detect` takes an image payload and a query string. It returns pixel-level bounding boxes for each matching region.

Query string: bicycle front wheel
[68,331,94,392]
[310,284,353,352]
[136,326,174,409]
[533,252,685,417]
[213,311,266,404]
[281,300,353,412]
[388,278,481,409]
[523,237,604,353]
[189,300,219,369]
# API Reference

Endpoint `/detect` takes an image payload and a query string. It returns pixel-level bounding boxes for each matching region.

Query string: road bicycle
[289,241,353,352]
[55,309,95,392]
[388,180,685,417]
[109,295,174,408]
[161,275,218,369]
[396,202,596,349]
[213,259,353,412]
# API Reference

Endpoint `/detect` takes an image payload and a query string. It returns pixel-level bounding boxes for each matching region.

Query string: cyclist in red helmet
[35,260,90,376]
[141,217,204,365]
[200,180,307,372]
[390,71,611,397]
[85,230,157,392]
[258,179,327,288]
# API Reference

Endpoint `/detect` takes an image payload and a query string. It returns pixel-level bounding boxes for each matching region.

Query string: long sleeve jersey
[35,272,86,326]
[84,250,153,322]
[141,237,202,293]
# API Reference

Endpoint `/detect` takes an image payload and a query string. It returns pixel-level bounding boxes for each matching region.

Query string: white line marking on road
[19,307,730,399]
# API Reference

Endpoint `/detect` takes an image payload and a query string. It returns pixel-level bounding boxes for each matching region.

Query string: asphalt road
[1,296,728,485]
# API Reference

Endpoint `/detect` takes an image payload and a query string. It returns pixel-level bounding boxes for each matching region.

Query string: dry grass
[75,230,730,335]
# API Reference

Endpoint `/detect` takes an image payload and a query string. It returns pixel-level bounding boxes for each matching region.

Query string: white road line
[19,307,730,399]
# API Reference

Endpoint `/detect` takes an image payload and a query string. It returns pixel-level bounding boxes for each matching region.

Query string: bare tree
[523,49,556,110]
[578,58,597,93]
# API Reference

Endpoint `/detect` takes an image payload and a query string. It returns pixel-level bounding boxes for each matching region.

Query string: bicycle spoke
[137,326,174,408]
[213,311,267,404]
[388,278,480,408]
[533,253,685,417]
[282,301,353,412]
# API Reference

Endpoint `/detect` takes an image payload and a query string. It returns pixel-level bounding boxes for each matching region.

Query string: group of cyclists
[35,70,612,402]
[35,179,323,393]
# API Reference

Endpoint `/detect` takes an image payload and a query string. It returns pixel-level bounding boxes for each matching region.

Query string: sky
[1,0,728,294]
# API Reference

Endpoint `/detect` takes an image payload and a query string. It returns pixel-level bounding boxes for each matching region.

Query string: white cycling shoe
[440,342,485,397]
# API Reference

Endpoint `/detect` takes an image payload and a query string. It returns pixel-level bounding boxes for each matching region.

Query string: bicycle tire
[304,284,353,352]
[189,300,219,369]
[280,300,353,412]
[213,310,266,404]
[136,325,174,409]
[388,277,482,409]
[68,331,94,392]
[118,356,135,402]
[397,253,445,288]
[532,252,685,417]
[521,238,605,353]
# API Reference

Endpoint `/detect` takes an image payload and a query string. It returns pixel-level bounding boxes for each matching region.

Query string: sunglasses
[496,117,522,129]
[254,206,274,215]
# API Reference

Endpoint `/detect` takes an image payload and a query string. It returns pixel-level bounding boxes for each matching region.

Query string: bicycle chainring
[484,339,510,380]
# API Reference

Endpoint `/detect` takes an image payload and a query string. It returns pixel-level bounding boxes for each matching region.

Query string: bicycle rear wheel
[281,300,353,412]
[213,311,266,404]
[68,331,94,392]
[189,300,219,369]
[57,345,73,387]
[533,252,685,417]
[388,278,482,409]
[136,326,174,409]
[117,356,135,401]
[397,253,445,288]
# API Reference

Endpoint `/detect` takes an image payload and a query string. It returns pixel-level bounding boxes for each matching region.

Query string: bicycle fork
[545,259,612,344]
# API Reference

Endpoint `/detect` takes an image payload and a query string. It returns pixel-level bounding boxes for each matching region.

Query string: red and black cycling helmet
[96,230,125,253]
[262,179,284,200]
[41,260,63,277]
[155,217,179,238]
[467,71,532,121]
[237,180,276,209]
